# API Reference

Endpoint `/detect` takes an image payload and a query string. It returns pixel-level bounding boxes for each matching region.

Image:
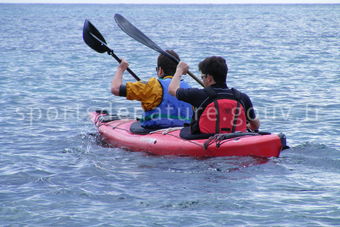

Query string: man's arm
[111,59,128,96]
[168,61,189,96]
[241,93,260,131]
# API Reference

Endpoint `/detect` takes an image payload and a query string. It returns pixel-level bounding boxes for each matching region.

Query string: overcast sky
[1,0,339,3]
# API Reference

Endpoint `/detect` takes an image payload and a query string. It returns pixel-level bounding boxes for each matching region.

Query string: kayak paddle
[83,19,140,81]
[114,14,204,87]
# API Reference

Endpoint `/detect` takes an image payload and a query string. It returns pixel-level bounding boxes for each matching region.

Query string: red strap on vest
[231,101,240,133]
[214,100,220,134]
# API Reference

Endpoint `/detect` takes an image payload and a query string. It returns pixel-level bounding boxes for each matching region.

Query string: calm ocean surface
[1,3,339,226]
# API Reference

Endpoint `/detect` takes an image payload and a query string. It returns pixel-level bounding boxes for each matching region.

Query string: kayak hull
[90,112,286,158]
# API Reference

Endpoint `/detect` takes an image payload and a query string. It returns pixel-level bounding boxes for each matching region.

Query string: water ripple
[0,3,339,227]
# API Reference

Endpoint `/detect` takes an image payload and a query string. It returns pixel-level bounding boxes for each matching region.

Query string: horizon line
[1,2,339,4]
[1,0,340,4]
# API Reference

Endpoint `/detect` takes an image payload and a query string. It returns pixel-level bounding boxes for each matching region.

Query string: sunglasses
[201,74,207,80]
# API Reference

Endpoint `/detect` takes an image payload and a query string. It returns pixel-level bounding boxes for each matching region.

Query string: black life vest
[191,87,247,134]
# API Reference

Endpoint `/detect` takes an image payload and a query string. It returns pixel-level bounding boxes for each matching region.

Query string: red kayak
[90,111,288,158]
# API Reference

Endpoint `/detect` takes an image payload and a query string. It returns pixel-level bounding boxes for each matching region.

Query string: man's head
[198,56,228,86]
[157,50,180,78]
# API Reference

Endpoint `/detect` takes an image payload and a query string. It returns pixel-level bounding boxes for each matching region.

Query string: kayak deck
[90,112,287,158]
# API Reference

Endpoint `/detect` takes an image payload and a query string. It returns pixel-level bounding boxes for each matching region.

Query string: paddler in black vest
[111,50,193,133]
[168,56,260,138]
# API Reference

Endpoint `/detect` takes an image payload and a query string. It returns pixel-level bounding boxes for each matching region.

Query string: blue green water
[0,3,339,226]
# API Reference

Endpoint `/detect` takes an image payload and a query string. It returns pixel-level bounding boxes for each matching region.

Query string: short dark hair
[157,50,180,76]
[198,56,228,84]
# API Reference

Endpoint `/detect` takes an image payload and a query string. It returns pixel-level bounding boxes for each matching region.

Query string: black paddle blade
[83,19,110,53]
[114,14,161,53]
[114,14,179,63]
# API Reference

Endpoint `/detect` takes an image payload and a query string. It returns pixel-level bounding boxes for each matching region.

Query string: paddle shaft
[188,71,204,87]
[162,50,204,87]
[114,14,204,87]
[107,50,140,81]
[89,32,140,81]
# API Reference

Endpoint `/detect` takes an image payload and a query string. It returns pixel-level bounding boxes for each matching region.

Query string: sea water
[0,3,339,226]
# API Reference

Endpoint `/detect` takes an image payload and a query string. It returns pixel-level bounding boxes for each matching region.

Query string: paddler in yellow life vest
[111,50,193,132]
